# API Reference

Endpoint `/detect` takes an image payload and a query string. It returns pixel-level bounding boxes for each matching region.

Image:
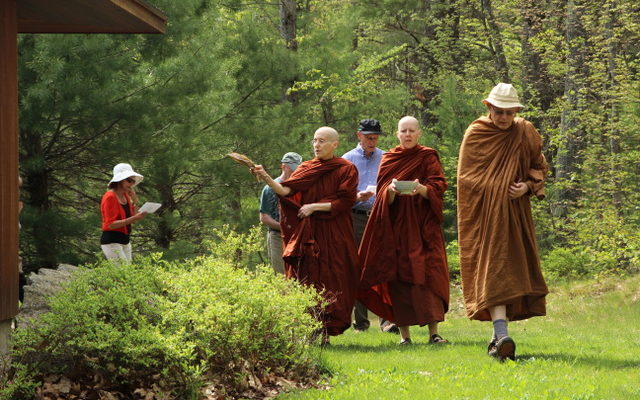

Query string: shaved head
[313,126,340,160]
[397,115,422,149]
[315,126,339,142]
[398,116,420,130]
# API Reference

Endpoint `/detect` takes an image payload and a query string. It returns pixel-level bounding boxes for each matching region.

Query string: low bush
[541,246,594,281]
[445,240,461,285]
[2,231,322,399]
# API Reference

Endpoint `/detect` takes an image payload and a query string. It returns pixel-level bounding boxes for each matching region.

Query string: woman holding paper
[100,163,147,262]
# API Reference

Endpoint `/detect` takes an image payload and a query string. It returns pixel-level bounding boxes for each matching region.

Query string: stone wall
[15,264,79,328]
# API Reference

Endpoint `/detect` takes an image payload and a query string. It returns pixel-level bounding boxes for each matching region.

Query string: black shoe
[352,322,370,332]
[399,338,412,345]
[496,336,516,361]
[487,338,498,358]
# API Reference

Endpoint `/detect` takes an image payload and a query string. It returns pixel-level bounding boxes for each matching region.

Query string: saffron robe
[457,116,549,321]
[279,157,360,336]
[358,145,450,326]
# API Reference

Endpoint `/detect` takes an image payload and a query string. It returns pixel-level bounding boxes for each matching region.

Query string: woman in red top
[100,163,147,262]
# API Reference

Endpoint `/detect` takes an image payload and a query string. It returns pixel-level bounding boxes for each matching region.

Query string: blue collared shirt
[342,144,384,211]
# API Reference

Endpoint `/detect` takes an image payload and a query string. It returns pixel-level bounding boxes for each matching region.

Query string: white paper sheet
[138,202,162,214]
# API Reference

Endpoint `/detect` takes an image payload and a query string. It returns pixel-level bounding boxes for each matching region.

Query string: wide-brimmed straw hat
[482,83,524,109]
[109,163,143,187]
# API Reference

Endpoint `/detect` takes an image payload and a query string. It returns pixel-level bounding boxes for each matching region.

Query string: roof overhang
[17,0,167,34]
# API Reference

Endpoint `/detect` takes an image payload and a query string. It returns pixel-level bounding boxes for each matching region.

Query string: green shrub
[541,247,594,281]
[446,240,461,285]
[4,231,322,399]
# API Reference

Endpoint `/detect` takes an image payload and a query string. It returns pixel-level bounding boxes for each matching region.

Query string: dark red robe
[358,145,449,326]
[279,157,360,336]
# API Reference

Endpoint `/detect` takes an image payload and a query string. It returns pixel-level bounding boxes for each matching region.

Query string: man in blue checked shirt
[342,119,398,334]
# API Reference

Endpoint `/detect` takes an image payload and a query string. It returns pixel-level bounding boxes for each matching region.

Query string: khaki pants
[267,230,285,274]
[101,242,132,263]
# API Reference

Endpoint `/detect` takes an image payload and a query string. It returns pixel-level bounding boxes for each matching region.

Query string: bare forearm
[256,168,292,196]
[108,213,145,229]
[387,189,396,205]
[310,202,331,212]
[260,213,281,230]
[298,202,331,218]
[415,183,429,199]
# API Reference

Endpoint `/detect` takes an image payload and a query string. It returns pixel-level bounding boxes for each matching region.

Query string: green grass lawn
[280,275,640,400]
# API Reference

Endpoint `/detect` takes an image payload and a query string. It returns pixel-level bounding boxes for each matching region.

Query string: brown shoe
[429,334,449,344]
[399,338,412,345]
[492,336,515,361]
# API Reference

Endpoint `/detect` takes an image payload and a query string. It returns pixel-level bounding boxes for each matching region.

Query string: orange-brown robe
[279,157,360,336]
[358,145,449,326]
[457,116,549,321]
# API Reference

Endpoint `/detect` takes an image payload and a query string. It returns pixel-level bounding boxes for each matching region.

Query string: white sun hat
[109,163,144,186]
[482,83,524,109]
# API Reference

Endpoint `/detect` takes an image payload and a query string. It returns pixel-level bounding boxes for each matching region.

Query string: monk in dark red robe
[253,127,360,342]
[358,116,450,345]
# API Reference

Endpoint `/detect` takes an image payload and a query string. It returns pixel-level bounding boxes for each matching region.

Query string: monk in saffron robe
[457,83,549,361]
[358,116,450,345]
[253,127,360,343]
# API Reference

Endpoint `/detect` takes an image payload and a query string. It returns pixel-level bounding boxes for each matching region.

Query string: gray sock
[492,319,508,340]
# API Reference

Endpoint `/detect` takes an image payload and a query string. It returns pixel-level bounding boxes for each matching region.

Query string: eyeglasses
[490,107,517,116]
[125,178,135,184]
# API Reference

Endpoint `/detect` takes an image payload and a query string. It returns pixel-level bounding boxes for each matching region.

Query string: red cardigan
[100,191,134,234]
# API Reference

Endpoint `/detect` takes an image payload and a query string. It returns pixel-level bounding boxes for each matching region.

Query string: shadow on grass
[442,339,492,347]
[324,343,410,352]
[325,339,488,352]
[517,352,640,369]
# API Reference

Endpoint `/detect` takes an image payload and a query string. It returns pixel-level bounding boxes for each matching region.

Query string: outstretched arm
[252,165,292,196]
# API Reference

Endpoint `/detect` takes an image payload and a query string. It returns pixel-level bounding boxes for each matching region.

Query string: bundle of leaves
[3,252,323,399]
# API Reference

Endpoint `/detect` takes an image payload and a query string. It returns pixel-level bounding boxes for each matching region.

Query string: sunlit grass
[281,275,640,399]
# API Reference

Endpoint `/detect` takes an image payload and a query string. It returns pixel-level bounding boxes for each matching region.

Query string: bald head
[313,126,340,160]
[315,126,339,141]
[396,115,422,149]
[398,116,420,130]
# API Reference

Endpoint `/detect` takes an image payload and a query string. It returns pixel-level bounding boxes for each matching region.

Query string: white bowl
[394,180,417,194]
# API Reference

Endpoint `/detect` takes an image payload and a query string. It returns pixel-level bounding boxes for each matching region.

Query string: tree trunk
[279,0,297,50]
[604,0,623,213]
[519,1,557,166]
[555,0,587,218]
[155,181,177,249]
[21,131,57,269]
[320,95,336,126]
[480,0,510,82]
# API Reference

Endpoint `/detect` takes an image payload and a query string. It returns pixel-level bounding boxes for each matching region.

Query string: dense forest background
[17,0,640,278]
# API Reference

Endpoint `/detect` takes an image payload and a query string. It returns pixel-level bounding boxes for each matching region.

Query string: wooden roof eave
[17,0,167,34]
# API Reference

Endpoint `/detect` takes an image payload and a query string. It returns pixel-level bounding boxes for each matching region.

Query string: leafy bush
[541,247,594,281]
[446,240,461,285]
[3,230,322,399]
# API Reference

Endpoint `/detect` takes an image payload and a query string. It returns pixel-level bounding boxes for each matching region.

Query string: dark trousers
[351,211,371,329]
